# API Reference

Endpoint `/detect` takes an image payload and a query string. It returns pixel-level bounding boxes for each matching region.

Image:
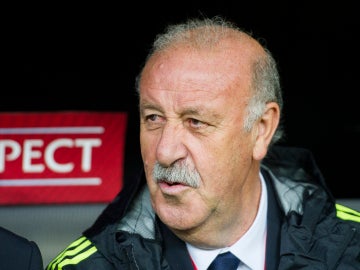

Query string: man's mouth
[159,179,184,186]
[157,179,190,194]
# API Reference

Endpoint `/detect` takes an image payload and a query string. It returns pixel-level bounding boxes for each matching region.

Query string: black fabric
[0,226,43,270]
[114,231,167,269]
[84,169,145,237]
[263,146,334,201]
[278,188,360,269]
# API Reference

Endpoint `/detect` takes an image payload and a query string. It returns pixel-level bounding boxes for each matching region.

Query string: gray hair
[136,16,284,145]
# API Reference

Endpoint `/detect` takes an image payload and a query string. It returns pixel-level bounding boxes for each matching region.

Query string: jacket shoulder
[336,203,360,223]
[46,236,102,270]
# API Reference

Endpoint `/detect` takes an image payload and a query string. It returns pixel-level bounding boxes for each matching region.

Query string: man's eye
[145,114,159,122]
[188,118,206,128]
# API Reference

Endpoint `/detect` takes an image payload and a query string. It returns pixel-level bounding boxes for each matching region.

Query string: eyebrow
[139,102,163,114]
[140,102,221,120]
[179,107,222,122]
[179,108,200,117]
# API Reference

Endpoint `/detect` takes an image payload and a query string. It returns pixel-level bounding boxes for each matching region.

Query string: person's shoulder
[0,226,34,245]
[0,226,43,270]
[46,235,106,270]
[262,145,319,173]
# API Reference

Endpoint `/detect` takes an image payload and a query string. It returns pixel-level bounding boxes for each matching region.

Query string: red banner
[0,111,127,205]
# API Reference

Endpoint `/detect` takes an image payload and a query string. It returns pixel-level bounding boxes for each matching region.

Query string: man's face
[138,44,259,240]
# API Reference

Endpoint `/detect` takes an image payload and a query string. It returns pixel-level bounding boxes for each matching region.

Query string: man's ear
[253,102,280,160]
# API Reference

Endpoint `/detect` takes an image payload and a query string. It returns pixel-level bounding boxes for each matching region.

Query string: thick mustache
[152,162,200,188]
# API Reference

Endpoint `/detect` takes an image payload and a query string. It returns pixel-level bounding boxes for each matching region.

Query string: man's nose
[156,123,187,167]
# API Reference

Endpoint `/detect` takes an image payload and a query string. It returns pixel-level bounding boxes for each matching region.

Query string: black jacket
[0,226,43,270]
[46,146,360,270]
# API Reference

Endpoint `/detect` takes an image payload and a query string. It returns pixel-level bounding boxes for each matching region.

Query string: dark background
[8,2,359,198]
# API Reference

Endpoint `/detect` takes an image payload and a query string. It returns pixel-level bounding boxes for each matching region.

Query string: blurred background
[3,1,359,265]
